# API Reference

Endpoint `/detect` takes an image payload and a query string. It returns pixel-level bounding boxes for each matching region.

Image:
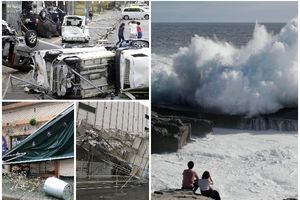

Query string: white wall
[3,102,73,124]
[77,102,149,136]
[59,159,74,177]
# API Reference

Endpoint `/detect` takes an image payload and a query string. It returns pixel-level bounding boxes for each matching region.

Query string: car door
[132,8,140,19]
[137,8,144,19]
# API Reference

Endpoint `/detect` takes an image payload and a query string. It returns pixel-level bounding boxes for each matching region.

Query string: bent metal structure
[76,102,149,199]
[2,105,74,176]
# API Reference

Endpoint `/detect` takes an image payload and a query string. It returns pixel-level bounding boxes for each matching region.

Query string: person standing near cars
[128,20,137,38]
[137,21,142,39]
[117,23,125,45]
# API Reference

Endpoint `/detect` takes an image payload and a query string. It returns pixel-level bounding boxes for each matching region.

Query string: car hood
[62,26,87,38]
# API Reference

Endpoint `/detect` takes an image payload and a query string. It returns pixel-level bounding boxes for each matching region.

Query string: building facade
[2,102,74,177]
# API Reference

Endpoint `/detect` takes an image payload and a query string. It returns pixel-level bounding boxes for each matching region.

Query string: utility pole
[86,1,89,19]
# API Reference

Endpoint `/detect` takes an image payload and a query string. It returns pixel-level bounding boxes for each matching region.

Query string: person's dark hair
[187,161,194,169]
[137,22,141,25]
[202,171,210,179]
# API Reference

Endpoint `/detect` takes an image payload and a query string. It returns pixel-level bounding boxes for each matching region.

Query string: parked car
[122,7,149,20]
[129,3,149,10]
[61,15,90,43]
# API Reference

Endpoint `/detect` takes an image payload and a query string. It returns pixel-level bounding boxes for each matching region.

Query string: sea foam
[152,18,298,116]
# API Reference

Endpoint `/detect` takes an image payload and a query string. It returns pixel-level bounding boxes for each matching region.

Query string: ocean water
[152,23,285,55]
[152,20,298,116]
[151,129,298,200]
[151,21,298,199]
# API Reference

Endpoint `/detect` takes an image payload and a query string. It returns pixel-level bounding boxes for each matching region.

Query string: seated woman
[198,171,221,200]
[182,161,199,192]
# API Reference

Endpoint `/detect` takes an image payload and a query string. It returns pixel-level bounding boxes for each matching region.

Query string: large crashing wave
[152,18,298,116]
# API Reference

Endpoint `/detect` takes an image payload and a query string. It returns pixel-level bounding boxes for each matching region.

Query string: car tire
[123,15,129,20]
[44,50,62,62]
[63,56,81,66]
[25,30,38,48]
[39,10,47,22]
[144,15,149,20]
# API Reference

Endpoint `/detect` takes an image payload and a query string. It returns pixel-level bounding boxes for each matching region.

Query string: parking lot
[2,8,149,99]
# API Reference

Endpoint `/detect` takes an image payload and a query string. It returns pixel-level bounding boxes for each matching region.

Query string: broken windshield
[65,17,83,27]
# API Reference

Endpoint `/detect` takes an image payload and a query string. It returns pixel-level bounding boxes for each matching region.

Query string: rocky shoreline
[151,112,213,153]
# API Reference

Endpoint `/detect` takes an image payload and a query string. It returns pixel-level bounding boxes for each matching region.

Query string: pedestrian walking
[137,22,142,39]
[117,23,125,45]
[89,10,93,21]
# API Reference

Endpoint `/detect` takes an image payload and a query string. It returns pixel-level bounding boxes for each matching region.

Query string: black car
[21,7,65,38]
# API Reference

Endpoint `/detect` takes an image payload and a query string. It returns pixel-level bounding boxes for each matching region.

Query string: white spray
[152,18,298,116]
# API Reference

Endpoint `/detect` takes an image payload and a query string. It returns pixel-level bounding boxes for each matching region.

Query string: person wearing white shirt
[128,20,137,38]
[198,171,221,200]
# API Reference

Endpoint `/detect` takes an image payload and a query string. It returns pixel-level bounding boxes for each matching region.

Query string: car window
[124,8,141,12]
[65,18,83,27]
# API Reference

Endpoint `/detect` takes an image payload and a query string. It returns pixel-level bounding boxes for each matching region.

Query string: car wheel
[144,15,149,20]
[124,15,129,20]
[25,30,38,48]
[63,56,81,66]
[39,10,47,22]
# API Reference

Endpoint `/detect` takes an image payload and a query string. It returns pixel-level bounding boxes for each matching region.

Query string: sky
[152,1,298,23]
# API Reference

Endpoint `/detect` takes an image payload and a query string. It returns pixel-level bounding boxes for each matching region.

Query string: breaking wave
[152,18,298,116]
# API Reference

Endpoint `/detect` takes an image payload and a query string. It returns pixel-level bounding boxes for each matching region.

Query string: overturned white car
[18,39,150,99]
[61,15,90,43]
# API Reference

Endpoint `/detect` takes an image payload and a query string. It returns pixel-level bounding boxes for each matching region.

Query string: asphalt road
[2,9,149,100]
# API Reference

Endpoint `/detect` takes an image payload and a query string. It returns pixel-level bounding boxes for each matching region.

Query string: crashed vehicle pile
[3,28,149,99]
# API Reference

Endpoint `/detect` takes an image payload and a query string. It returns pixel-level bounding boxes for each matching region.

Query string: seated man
[182,161,199,192]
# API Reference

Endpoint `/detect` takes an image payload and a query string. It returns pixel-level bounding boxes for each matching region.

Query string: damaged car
[21,7,61,38]
[6,39,149,99]
[2,25,61,71]
[61,15,90,43]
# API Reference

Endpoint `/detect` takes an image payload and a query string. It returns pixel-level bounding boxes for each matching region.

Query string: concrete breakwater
[151,112,213,153]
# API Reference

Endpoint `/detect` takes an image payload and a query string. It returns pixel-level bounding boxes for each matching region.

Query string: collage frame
[1,1,299,200]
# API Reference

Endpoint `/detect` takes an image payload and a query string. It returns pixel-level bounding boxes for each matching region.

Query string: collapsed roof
[3,106,74,165]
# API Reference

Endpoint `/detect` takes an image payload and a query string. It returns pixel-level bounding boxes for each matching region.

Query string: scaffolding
[76,120,148,191]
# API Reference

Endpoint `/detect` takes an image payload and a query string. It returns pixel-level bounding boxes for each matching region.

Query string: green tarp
[3,106,74,164]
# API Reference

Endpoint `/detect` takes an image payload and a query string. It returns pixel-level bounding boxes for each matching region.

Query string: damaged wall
[77,102,149,136]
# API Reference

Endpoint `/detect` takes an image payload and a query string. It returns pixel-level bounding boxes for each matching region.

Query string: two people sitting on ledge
[182,161,221,200]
